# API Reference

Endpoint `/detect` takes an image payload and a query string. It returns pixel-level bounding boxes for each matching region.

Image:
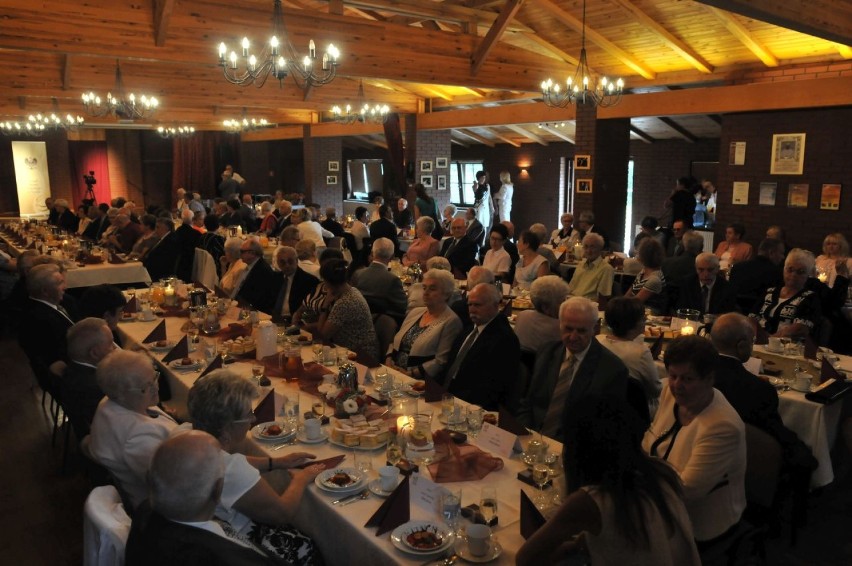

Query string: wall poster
[732,182,749,205]
[770,133,806,175]
[12,141,51,218]
[758,182,777,206]
[820,184,841,210]
[787,183,809,208]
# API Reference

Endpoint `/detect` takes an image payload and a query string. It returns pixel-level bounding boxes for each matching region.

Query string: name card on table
[474,421,522,459]
[409,473,444,513]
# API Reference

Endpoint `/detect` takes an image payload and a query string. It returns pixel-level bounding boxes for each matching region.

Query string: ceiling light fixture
[82,61,159,120]
[330,81,390,124]
[217,0,340,90]
[223,113,271,134]
[0,113,85,136]
[157,125,196,138]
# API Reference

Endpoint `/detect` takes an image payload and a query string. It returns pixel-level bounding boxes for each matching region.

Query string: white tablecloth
[64,262,152,289]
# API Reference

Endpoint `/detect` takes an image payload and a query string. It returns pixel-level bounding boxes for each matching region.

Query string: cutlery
[333,490,370,506]
[271,441,296,450]
[419,554,457,566]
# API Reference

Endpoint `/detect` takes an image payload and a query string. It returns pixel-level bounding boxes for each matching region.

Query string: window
[622,159,635,254]
[449,161,484,205]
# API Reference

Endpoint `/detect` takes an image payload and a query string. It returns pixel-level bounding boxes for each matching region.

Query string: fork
[334,489,371,506]
[272,441,296,450]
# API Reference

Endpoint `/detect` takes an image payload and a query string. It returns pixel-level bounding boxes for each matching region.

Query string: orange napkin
[142,320,167,343]
[426,430,504,483]
[365,475,410,536]
[162,335,190,363]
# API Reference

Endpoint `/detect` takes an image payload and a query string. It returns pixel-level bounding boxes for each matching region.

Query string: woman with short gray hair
[188,370,325,564]
[750,248,821,338]
[515,275,570,352]
[402,216,439,267]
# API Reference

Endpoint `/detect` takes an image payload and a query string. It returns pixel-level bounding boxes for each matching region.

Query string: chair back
[744,424,782,508]
[192,248,219,291]
[83,485,132,566]
[372,313,398,359]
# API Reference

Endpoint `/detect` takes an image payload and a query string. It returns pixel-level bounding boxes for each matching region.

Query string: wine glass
[466,407,484,438]
[311,342,323,363]
[532,463,551,510]
[187,326,200,351]
[480,487,498,526]
[311,401,326,419]
[251,363,265,382]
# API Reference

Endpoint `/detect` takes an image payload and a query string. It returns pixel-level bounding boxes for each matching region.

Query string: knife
[332,490,368,506]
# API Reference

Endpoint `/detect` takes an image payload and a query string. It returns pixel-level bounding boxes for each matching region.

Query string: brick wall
[732,60,852,85]
[415,129,453,212]
[308,136,343,211]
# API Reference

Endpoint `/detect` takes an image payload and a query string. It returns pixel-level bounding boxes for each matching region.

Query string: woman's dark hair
[319,248,344,264]
[637,238,664,269]
[640,216,658,230]
[414,183,433,204]
[320,258,349,286]
[354,206,368,221]
[605,297,645,338]
[563,395,683,551]
[727,223,745,239]
[519,230,540,251]
[489,223,509,241]
[663,335,719,380]
[203,214,219,232]
[78,284,127,319]
[78,204,90,215]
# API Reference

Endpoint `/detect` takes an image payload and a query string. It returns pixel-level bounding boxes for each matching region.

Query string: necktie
[701,285,710,313]
[57,304,73,322]
[274,276,290,316]
[540,354,577,437]
[445,238,460,258]
[444,327,479,384]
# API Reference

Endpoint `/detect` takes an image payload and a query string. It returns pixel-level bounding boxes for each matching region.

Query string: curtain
[172,131,238,197]
[68,141,111,205]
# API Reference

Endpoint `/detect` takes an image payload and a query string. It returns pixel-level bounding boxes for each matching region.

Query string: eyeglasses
[785,267,808,275]
[139,371,160,394]
[233,413,257,425]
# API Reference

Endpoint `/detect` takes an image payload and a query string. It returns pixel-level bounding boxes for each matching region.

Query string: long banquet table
[118,303,553,565]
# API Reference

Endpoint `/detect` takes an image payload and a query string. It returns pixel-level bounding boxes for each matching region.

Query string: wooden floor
[0,332,850,565]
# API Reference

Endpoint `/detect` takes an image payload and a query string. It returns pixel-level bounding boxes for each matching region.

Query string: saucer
[296,431,328,444]
[454,538,502,563]
[764,345,784,354]
[367,478,398,498]
[791,384,813,393]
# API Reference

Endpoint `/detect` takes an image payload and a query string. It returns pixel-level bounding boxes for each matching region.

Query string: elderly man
[529,223,560,271]
[235,238,278,315]
[89,350,178,510]
[445,283,520,410]
[728,238,785,306]
[188,191,206,214]
[125,431,285,565]
[464,208,485,250]
[174,208,201,282]
[451,265,494,332]
[549,212,578,248]
[62,318,115,437]
[175,187,188,214]
[19,263,76,380]
[270,200,293,238]
[53,198,79,233]
[439,217,478,277]
[45,197,58,224]
[394,198,413,230]
[369,204,401,256]
[351,237,408,323]
[666,219,688,257]
[576,211,609,250]
[501,220,520,280]
[676,252,738,315]
[218,170,240,200]
[82,203,111,241]
[272,246,319,322]
[106,213,143,254]
[662,230,705,293]
[566,233,614,306]
[321,207,345,237]
[144,217,180,281]
[518,297,628,441]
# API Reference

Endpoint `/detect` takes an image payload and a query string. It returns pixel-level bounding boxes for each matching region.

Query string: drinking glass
[216,338,229,359]
[311,400,326,419]
[374,367,390,393]
[480,487,498,526]
[386,437,403,466]
[441,488,462,533]
[441,393,455,420]
[532,463,551,510]
[283,396,300,430]
[187,326,200,352]
[251,363,265,381]
[311,343,324,363]
[466,408,484,438]
[354,450,373,475]
[336,346,349,366]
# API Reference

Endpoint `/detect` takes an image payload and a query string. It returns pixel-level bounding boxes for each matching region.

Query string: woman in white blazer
[386,269,462,380]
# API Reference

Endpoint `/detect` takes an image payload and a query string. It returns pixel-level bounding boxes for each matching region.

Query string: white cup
[794,373,812,392]
[466,524,492,557]
[378,465,400,492]
[768,337,783,352]
[304,418,322,440]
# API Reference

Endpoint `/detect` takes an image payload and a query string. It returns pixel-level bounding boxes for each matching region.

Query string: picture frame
[770,133,806,175]
[421,160,433,173]
[326,175,337,185]
[787,183,809,208]
[758,182,777,206]
[820,184,841,210]
[574,155,591,170]
[576,178,593,193]
[328,160,339,172]
[435,157,448,169]
[732,182,749,205]
[437,175,447,191]
[421,175,433,188]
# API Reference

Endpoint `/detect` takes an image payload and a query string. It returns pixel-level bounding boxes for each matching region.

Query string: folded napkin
[520,490,546,540]
[461,503,497,527]
[649,333,664,361]
[426,430,504,483]
[423,377,447,403]
[293,454,345,470]
[499,406,530,436]
[142,320,167,344]
[254,390,276,423]
[804,335,818,360]
[198,355,224,379]
[123,296,138,314]
[365,475,410,536]
[820,357,844,383]
[162,335,190,363]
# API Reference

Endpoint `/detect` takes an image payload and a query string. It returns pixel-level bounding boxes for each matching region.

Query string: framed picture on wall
[787,183,809,208]
[326,175,337,185]
[437,175,447,190]
[575,155,591,170]
[436,157,448,169]
[576,178,592,193]
[758,182,777,206]
[328,161,339,172]
[421,160,433,172]
[820,184,841,210]
[421,175,433,188]
[770,133,805,175]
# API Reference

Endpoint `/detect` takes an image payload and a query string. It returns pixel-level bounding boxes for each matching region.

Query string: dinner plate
[313,476,365,497]
[328,437,388,451]
[168,359,203,371]
[251,422,296,442]
[390,521,455,556]
[296,430,328,444]
[316,467,363,491]
[454,539,503,563]
[149,341,175,352]
[118,313,138,323]
[367,478,399,498]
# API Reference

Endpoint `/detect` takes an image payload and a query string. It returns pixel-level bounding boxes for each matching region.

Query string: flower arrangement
[334,388,367,418]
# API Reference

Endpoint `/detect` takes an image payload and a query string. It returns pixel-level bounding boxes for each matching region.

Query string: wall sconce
[519,168,530,179]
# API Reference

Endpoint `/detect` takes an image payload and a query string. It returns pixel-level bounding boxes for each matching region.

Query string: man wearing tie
[439,217,478,278]
[271,246,319,323]
[19,263,76,380]
[676,252,738,315]
[518,297,628,441]
[234,238,279,315]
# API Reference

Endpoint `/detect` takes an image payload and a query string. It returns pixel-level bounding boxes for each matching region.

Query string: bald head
[710,312,754,362]
[450,217,467,238]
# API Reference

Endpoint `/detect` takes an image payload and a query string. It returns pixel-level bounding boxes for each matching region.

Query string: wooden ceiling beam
[506,124,548,145]
[531,0,656,80]
[328,0,344,15]
[837,44,852,59]
[455,128,496,147]
[344,6,384,21]
[609,0,713,74]
[538,124,575,144]
[152,0,175,47]
[343,0,535,33]
[450,137,470,147]
[694,0,852,46]
[520,31,581,66]
[483,128,521,147]
[704,7,779,67]
[471,0,525,76]
[658,117,697,143]
[630,125,655,144]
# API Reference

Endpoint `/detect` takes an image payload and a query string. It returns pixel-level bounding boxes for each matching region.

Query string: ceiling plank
[609,0,713,73]
[705,6,779,67]
[658,117,697,143]
[344,6,383,20]
[482,127,521,147]
[420,20,441,31]
[538,124,575,143]
[471,0,525,76]
[344,0,535,33]
[430,90,539,109]
[521,31,581,66]
[328,0,344,15]
[450,137,469,147]
[456,128,496,146]
[506,123,548,145]
[531,0,656,80]
[630,125,655,143]
[706,114,723,125]
[694,0,852,46]
[152,0,175,48]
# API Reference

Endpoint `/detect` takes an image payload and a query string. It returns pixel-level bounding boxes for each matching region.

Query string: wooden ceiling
[0,0,849,144]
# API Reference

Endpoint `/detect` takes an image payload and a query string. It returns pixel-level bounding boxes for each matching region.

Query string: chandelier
[82,61,159,120]
[157,125,196,138]
[223,116,271,134]
[217,0,340,90]
[0,113,85,136]
[540,0,623,108]
[330,81,390,124]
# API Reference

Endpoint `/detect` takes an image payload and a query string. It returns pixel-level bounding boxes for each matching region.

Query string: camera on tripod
[83,171,97,188]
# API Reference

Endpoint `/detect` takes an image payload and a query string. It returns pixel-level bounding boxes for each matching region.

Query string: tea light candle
[817,271,828,283]
[681,323,696,336]
[164,284,176,306]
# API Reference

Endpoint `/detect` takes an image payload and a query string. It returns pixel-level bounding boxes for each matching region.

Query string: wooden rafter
[455,128,496,146]
[451,137,470,147]
[521,31,581,66]
[471,0,525,76]
[430,90,538,109]
[483,127,521,147]
[344,6,384,20]
[704,6,778,67]
[538,124,575,144]
[630,125,655,143]
[344,0,534,33]
[506,124,548,145]
[152,0,174,47]
[532,0,656,80]
[658,117,697,143]
[329,0,344,15]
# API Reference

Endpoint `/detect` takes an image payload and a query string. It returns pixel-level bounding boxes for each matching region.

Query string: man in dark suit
[351,237,408,323]
[576,210,610,250]
[451,266,494,333]
[676,252,738,315]
[143,218,181,281]
[126,431,286,566]
[729,238,785,311]
[445,283,520,410]
[62,318,113,438]
[82,203,111,241]
[271,246,319,322]
[518,296,628,441]
[369,204,401,256]
[174,209,202,282]
[500,221,520,283]
[662,230,704,289]
[464,208,485,251]
[235,238,279,315]
[320,207,346,238]
[439,217,478,278]
[665,219,687,257]
[269,200,292,238]
[54,199,79,233]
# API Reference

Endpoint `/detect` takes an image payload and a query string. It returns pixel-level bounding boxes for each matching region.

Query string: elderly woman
[402,216,440,267]
[257,201,277,235]
[549,212,577,249]
[187,370,324,564]
[515,275,569,353]
[316,258,380,360]
[750,248,821,338]
[514,230,550,290]
[386,269,462,379]
[815,232,852,288]
[128,214,159,260]
[642,337,745,552]
[219,236,247,297]
[482,224,512,280]
[292,208,333,249]
[89,350,178,510]
[407,256,457,311]
[440,203,457,233]
[714,223,754,271]
[76,204,92,236]
[597,297,662,417]
[626,238,667,315]
[294,239,320,278]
